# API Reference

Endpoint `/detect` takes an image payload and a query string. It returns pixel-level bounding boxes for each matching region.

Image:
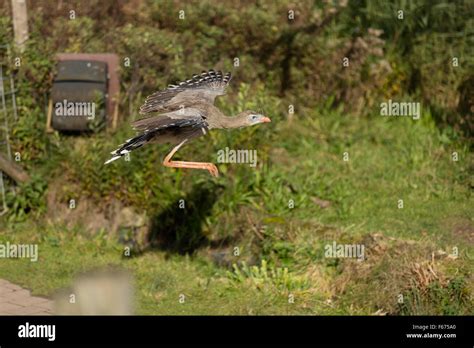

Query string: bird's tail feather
[104,133,150,164]
[105,117,206,165]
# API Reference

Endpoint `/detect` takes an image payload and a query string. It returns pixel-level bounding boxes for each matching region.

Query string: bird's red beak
[261,116,271,123]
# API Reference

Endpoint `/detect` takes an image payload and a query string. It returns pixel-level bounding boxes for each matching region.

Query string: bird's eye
[250,115,258,120]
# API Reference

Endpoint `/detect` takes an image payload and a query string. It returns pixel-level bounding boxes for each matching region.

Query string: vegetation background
[0,0,472,314]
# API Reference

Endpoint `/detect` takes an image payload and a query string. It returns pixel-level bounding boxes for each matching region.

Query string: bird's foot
[206,163,219,177]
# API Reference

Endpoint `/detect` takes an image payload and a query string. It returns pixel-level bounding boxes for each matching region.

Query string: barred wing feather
[139,69,232,114]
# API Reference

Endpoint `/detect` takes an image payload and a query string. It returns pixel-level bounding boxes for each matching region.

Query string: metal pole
[0,171,7,215]
[0,65,12,160]
[10,75,18,121]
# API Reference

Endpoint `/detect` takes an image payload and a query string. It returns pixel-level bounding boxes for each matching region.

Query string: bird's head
[242,111,272,126]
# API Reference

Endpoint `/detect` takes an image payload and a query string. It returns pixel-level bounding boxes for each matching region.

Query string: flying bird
[105,69,271,177]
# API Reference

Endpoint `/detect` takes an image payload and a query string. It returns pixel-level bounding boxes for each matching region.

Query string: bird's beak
[261,116,271,123]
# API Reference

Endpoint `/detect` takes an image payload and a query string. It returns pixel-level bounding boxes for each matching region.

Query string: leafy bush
[227,259,309,292]
[6,175,47,222]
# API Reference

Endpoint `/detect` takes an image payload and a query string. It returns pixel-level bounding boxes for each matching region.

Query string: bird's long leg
[162,139,219,177]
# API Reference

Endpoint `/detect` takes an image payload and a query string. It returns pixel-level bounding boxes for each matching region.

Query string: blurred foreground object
[53,269,134,315]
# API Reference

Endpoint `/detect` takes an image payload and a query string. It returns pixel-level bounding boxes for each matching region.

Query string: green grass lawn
[1,108,472,315]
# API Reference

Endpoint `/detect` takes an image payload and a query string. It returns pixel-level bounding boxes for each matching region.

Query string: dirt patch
[46,177,149,250]
[449,217,474,244]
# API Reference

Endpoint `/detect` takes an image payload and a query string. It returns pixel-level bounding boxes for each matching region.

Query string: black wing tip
[167,69,232,89]
[199,69,231,79]
[224,71,232,82]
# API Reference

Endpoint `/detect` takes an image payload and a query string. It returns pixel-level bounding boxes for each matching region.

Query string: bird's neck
[218,112,248,129]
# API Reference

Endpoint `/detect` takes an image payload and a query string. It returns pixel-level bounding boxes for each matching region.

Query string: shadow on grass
[147,182,226,254]
[428,76,473,146]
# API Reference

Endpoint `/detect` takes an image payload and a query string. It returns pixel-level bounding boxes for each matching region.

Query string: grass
[1,106,472,315]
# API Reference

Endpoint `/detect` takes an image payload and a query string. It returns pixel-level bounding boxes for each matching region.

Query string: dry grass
[332,233,472,314]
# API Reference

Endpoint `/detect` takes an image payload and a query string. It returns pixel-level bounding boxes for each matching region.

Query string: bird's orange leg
[163,139,219,177]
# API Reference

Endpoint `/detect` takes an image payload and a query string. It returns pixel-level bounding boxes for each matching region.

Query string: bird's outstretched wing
[131,108,205,132]
[139,69,232,115]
